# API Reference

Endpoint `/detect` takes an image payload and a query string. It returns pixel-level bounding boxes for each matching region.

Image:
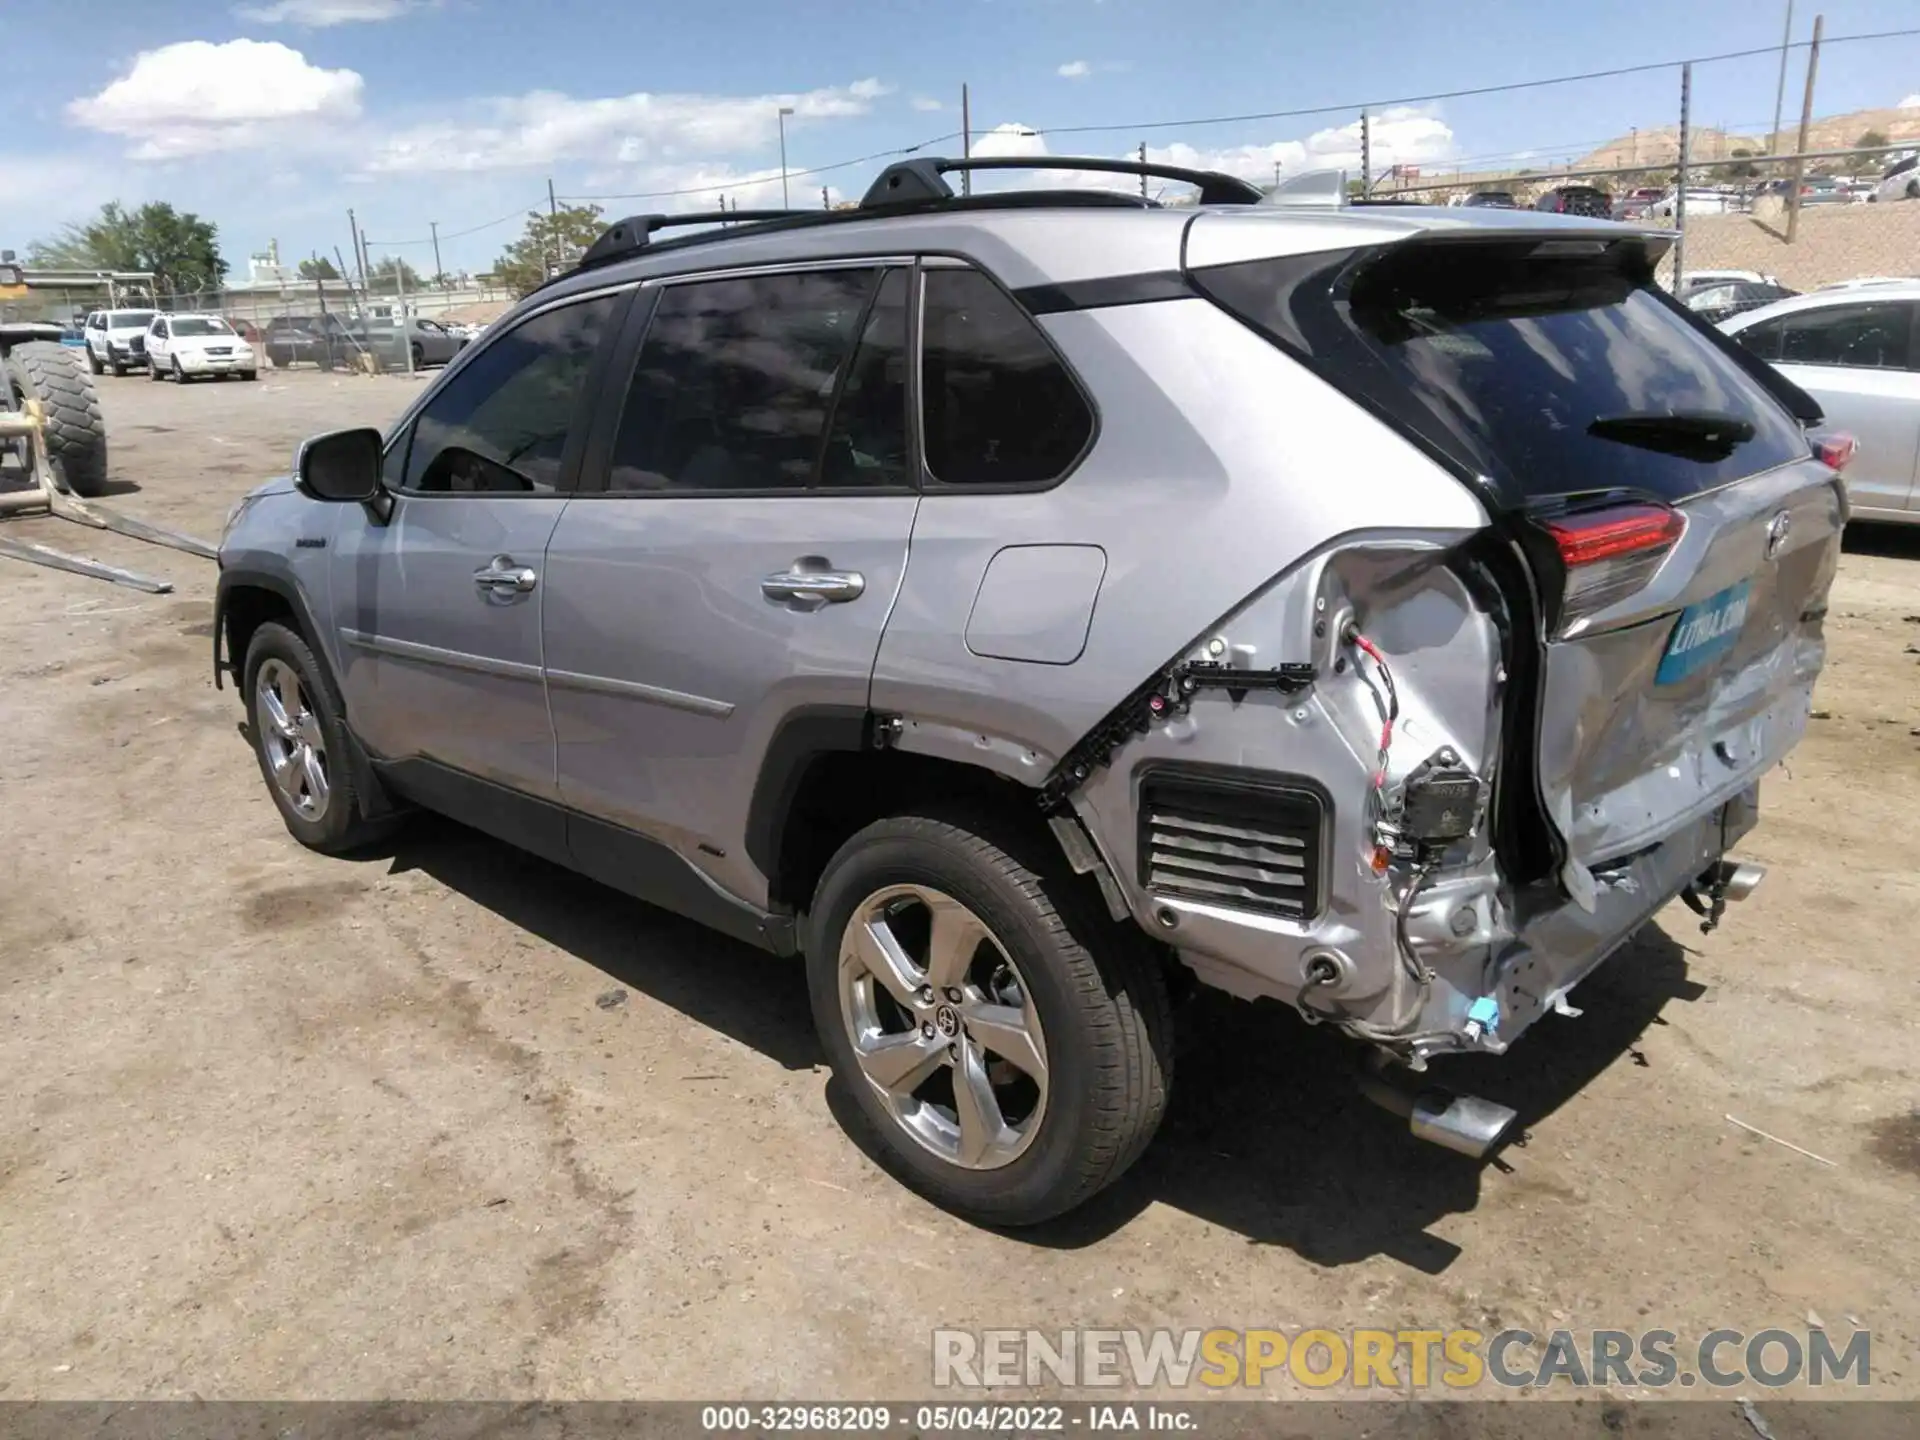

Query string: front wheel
[110,357,126,377]
[243,622,396,854]
[171,358,186,383]
[240,370,258,382]
[85,346,103,376]
[806,807,1173,1226]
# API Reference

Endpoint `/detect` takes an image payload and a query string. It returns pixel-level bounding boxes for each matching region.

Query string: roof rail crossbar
[860,155,1265,209]
[580,208,816,269]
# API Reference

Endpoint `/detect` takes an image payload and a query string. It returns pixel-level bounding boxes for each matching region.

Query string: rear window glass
[1193,241,1809,506]
[110,311,157,327]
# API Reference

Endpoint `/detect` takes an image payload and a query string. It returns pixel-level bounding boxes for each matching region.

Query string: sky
[7,0,1920,280]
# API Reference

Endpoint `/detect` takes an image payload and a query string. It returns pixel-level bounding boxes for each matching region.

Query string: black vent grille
[1138,771,1326,919]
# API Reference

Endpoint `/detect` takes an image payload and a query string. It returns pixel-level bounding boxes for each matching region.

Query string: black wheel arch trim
[744,705,877,895]
[215,563,399,822]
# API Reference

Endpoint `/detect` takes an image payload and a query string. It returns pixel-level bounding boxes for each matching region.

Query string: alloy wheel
[838,884,1049,1170]
[255,658,330,822]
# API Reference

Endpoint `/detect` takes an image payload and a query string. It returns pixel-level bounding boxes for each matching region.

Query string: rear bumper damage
[1165,783,1761,1069]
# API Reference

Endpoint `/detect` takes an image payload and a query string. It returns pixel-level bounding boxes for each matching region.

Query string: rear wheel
[3,341,109,497]
[806,807,1173,1226]
[243,622,396,854]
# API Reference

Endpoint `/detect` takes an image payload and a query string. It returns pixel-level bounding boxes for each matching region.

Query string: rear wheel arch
[755,722,1062,916]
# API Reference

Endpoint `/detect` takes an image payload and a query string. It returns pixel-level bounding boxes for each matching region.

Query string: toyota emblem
[1763,510,1791,562]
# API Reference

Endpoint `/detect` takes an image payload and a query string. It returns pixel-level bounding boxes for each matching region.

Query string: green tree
[490,204,605,298]
[366,256,425,295]
[298,256,340,280]
[1720,147,1760,180]
[1855,129,1891,171]
[28,201,227,295]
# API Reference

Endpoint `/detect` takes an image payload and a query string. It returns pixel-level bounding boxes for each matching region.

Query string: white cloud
[911,96,945,112]
[234,0,423,22]
[69,40,363,160]
[1057,61,1092,79]
[588,162,846,215]
[1900,94,1920,108]
[362,78,891,174]
[962,108,1456,197]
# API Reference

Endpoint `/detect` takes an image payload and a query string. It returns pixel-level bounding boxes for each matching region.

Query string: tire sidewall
[242,623,359,850]
[807,821,1118,1222]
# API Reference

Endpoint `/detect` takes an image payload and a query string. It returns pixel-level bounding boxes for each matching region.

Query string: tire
[241,370,258,382]
[806,805,1173,1226]
[4,341,109,497]
[148,360,163,383]
[410,342,424,369]
[110,356,126,377]
[171,357,186,384]
[243,622,395,855]
[85,345,102,376]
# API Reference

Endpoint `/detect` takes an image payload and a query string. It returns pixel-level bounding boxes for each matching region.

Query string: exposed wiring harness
[1292,624,1438,1042]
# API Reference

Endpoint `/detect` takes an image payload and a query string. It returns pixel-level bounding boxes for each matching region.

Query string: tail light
[1538,503,1686,632]
[1812,431,1856,471]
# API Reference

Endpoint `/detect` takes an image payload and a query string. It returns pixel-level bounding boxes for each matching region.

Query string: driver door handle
[761,568,865,604]
[474,556,538,594]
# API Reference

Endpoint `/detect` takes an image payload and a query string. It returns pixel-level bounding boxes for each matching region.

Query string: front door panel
[332,497,568,796]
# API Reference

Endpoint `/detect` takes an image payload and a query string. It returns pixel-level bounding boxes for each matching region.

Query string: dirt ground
[1,367,1917,1404]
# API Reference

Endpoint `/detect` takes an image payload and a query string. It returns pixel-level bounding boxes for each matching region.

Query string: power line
[1026,26,1920,138]
[354,26,1920,248]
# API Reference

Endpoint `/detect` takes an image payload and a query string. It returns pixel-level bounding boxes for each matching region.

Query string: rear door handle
[761,568,865,604]
[474,556,538,594]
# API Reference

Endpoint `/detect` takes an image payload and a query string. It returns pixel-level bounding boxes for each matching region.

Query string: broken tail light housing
[1538,503,1687,633]
[1812,431,1856,471]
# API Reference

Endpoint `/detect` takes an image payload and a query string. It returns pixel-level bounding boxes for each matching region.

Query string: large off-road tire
[4,341,109,497]
[806,804,1173,1227]
[243,621,398,855]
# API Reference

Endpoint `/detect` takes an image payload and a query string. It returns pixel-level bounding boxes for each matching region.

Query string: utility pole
[346,208,366,293]
[1675,63,1691,290]
[429,221,443,287]
[1770,0,1796,157]
[1359,110,1372,197]
[397,257,414,377]
[547,178,558,217]
[821,186,830,210]
[961,83,972,196]
[776,105,796,208]
[1138,142,1148,199]
[1786,12,1823,244]
[1273,159,1281,192]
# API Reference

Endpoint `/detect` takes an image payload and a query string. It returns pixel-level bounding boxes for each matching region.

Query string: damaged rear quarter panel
[869,297,1489,770]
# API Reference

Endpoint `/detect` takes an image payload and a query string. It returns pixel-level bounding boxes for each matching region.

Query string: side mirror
[295,427,384,503]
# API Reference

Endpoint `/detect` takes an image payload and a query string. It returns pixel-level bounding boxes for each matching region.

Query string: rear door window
[1738,301,1915,371]
[1193,240,1810,507]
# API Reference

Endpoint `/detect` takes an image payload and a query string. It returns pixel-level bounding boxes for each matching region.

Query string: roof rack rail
[861,155,1265,209]
[579,208,816,270]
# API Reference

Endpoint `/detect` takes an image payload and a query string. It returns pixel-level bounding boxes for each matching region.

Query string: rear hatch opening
[1189,222,1846,901]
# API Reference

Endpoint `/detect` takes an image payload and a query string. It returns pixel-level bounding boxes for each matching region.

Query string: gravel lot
[2,368,1917,1402]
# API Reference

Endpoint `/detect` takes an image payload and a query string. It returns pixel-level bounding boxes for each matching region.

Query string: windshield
[110,310,157,327]
[170,318,234,337]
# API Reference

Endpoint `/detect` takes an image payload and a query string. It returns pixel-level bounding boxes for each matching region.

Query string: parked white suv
[1873,154,1919,203]
[82,308,158,375]
[146,313,257,383]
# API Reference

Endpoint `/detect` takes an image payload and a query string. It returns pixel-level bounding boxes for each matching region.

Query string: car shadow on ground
[379,813,1703,1270]
[381,814,823,1071]
[1840,521,1920,561]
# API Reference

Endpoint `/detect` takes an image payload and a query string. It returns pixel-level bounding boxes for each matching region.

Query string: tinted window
[403,292,619,494]
[111,311,157,327]
[1194,241,1810,506]
[609,267,905,493]
[1749,302,1914,371]
[921,268,1093,487]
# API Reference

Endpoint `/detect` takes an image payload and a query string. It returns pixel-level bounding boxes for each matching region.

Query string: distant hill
[1573,102,1920,175]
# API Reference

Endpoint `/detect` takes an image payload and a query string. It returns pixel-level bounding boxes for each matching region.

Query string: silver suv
[215,157,1846,1225]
